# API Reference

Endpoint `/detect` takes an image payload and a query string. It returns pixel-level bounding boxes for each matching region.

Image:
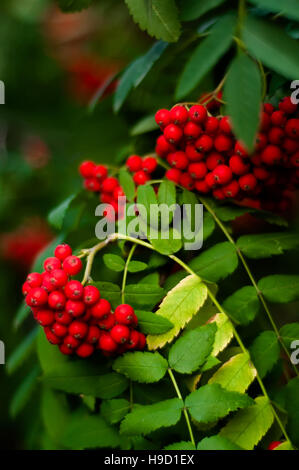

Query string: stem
[200,196,299,377]
[121,244,137,303]
[168,368,195,446]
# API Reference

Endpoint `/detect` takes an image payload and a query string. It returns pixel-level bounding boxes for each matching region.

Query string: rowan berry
[261,145,282,165]
[165,168,181,183]
[219,116,232,134]
[239,174,257,191]
[189,104,207,124]
[94,164,108,180]
[44,327,62,345]
[36,310,54,327]
[155,135,175,156]
[101,177,119,193]
[204,116,219,134]
[62,256,82,276]
[76,343,94,358]
[185,144,204,162]
[86,325,101,344]
[44,257,61,272]
[194,179,210,193]
[222,180,240,198]
[155,109,171,128]
[205,172,218,189]
[48,291,66,310]
[268,127,284,145]
[55,310,72,325]
[213,188,226,200]
[98,312,116,330]
[27,272,43,288]
[59,344,74,355]
[279,96,297,114]
[183,122,202,140]
[98,332,118,352]
[234,141,248,158]
[126,155,143,172]
[65,280,83,300]
[65,300,85,317]
[54,244,72,261]
[195,135,213,153]
[214,134,233,152]
[188,162,207,180]
[126,330,140,349]
[170,105,189,125]
[285,118,299,139]
[290,151,299,167]
[253,167,270,181]
[64,335,80,350]
[26,287,48,307]
[282,138,298,154]
[263,103,275,115]
[84,177,101,192]
[271,110,287,127]
[82,285,100,306]
[255,133,268,152]
[229,155,250,175]
[206,152,225,171]
[164,124,183,144]
[179,172,195,190]
[142,157,157,173]
[22,282,31,296]
[69,321,88,339]
[260,111,271,131]
[138,332,146,350]
[133,170,150,185]
[79,161,96,178]
[52,322,68,338]
[91,298,111,319]
[48,269,68,288]
[167,151,188,170]
[114,304,135,325]
[110,324,130,344]
[212,164,232,185]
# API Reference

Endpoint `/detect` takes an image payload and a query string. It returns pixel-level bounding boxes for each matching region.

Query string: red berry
[59,344,74,355]
[183,121,202,140]
[126,155,143,172]
[93,164,108,180]
[142,157,157,173]
[22,282,31,296]
[36,309,54,327]
[62,256,83,276]
[282,138,298,154]
[55,310,72,325]
[98,332,118,352]
[268,127,284,145]
[165,168,181,183]
[222,180,240,198]
[285,118,299,139]
[64,335,80,350]
[261,145,282,165]
[206,152,225,171]
[41,272,57,292]
[263,103,274,114]
[48,269,68,288]
[255,132,268,151]
[91,298,111,319]
[44,327,62,345]
[101,177,119,193]
[164,124,183,144]
[290,151,299,167]
[54,244,72,261]
[83,285,100,305]
[204,116,219,134]
[138,332,146,350]
[185,144,204,162]
[253,167,270,181]
[234,141,248,158]
[43,257,61,272]
[213,188,226,200]
[86,325,101,344]
[84,177,101,192]
[155,135,175,156]
[52,322,68,338]
[110,324,130,344]
[179,172,195,190]
[126,330,140,350]
[170,105,189,125]
[268,441,281,451]
[114,304,135,325]
[133,170,150,186]
[26,287,48,307]
[26,272,43,288]
[48,291,66,310]
[65,299,85,317]
[65,280,83,300]
[229,155,250,176]
[155,109,171,128]
[195,134,213,153]
[76,343,94,358]
[271,110,287,127]
[98,312,116,330]
[167,151,188,170]
[79,160,96,178]
[69,321,88,339]
[212,165,232,185]
[188,162,207,180]
[279,96,297,114]
[260,111,271,131]
[214,134,233,152]
[205,172,218,189]
[189,105,207,124]
[113,186,126,200]
[239,174,257,191]
[219,116,232,134]
[194,179,210,193]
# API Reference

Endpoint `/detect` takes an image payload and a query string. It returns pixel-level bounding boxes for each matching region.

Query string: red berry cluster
[155,96,299,212]
[22,243,146,358]
[126,154,157,185]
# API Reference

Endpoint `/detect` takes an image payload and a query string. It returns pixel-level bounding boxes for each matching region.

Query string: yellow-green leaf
[209,353,257,393]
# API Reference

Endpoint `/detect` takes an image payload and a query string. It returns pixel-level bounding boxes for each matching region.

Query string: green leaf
[203,212,216,240]
[168,323,216,374]
[10,366,39,418]
[103,253,125,272]
[120,398,183,435]
[165,441,196,450]
[119,169,135,202]
[249,331,280,378]
[258,275,299,303]
[274,441,294,450]
[283,378,299,446]
[223,286,260,325]
[215,204,252,221]
[43,363,128,399]
[6,328,38,374]
[186,383,253,424]
[220,396,274,450]
[48,195,76,230]
[37,329,69,373]
[130,114,158,136]
[197,435,243,450]
[157,180,176,209]
[137,183,157,225]
[101,399,130,425]
[57,0,92,12]
[180,0,226,21]
[93,281,121,309]
[48,191,89,234]
[211,313,234,356]
[114,41,168,112]
[190,242,238,282]
[124,0,181,42]
[63,413,120,449]
[150,228,183,255]
[139,272,160,285]
[237,232,299,259]
[248,0,299,22]
[209,353,257,393]
[280,323,299,349]
[147,274,208,349]
[14,302,31,330]
[135,310,174,334]
[224,53,262,151]
[176,14,235,99]
[42,388,70,444]
[124,284,165,310]
[127,260,148,273]
[243,15,299,80]
[113,351,168,383]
